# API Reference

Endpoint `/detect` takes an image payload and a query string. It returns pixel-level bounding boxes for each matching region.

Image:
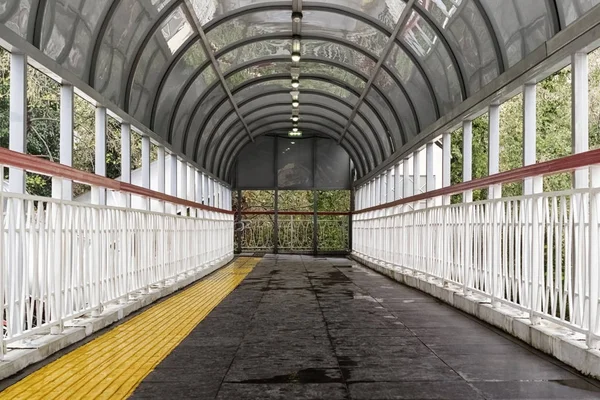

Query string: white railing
[353,170,600,348]
[0,150,234,359]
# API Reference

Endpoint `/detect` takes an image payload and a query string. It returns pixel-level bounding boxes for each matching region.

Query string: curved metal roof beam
[85,0,122,85]
[208,110,370,175]
[471,0,507,73]
[183,56,404,159]
[197,74,386,165]
[123,0,185,111]
[215,114,368,178]
[211,87,384,170]
[206,97,377,172]
[29,0,47,47]
[222,127,365,181]
[218,121,366,180]
[410,1,468,99]
[161,5,440,142]
[148,34,200,128]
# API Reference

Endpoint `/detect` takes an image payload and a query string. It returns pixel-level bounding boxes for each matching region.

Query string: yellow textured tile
[0,258,258,400]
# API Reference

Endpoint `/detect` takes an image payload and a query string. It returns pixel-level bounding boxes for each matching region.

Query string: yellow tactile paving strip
[0,257,260,400]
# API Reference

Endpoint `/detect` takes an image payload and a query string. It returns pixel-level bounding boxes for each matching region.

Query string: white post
[463,120,473,202]
[387,168,394,204]
[121,123,132,208]
[413,149,421,209]
[53,83,74,200]
[157,146,166,212]
[141,135,151,210]
[523,82,541,324]
[489,104,501,307]
[9,53,27,194]
[167,153,177,214]
[426,143,434,209]
[572,52,589,189]
[442,131,451,205]
[462,120,473,295]
[93,106,107,205]
[394,162,402,201]
[403,157,411,199]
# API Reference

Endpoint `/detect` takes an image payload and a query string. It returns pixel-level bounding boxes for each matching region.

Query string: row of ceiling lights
[289,11,302,137]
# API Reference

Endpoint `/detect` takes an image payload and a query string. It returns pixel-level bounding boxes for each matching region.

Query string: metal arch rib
[182,0,254,143]
[29,0,47,48]
[87,0,122,86]
[411,1,468,99]
[222,128,366,181]
[211,99,378,166]
[338,0,415,145]
[149,34,199,129]
[217,122,367,179]
[192,68,394,165]
[221,113,368,172]
[161,31,428,145]
[472,0,507,73]
[185,56,402,161]
[207,105,376,172]
[545,0,564,33]
[209,87,385,170]
[123,0,183,111]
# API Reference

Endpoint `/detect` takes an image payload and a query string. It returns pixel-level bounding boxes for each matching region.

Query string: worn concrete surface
[131,255,600,400]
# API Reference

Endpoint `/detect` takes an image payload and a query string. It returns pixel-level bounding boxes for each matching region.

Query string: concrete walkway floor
[132,255,600,400]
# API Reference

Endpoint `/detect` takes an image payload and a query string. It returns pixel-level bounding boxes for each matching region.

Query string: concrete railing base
[0,254,234,381]
[350,252,600,380]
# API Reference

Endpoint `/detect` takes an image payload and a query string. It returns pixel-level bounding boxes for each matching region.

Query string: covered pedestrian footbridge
[1,0,600,398]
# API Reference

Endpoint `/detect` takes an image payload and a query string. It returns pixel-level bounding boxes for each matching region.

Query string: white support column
[379,173,386,205]
[121,123,132,208]
[9,53,27,194]
[93,106,107,205]
[442,131,451,205]
[426,143,434,192]
[141,135,151,210]
[523,82,541,324]
[403,157,411,199]
[187,164,195,203]
[463,120,473,203]
[489,104,501,198]
[53,83,74,200]
[413,149,421,209]
[489,104,501,307]
[572,52,589,189]
[394,162,402,201]
[387,168,394,203]
[167,153,177,214]
[157,146,166,212]
[523,83,541,194]
[208,178,214,206]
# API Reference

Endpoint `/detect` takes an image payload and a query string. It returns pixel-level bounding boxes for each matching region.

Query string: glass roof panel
[0,0,31,38]
[559,0,600,26]
[154,39,207,137]
[399,10,462,113]
[171,64,217,149]
[205,9,289,53]
[188,0,276,26]
[94,0,175,104]
[226,61,290,90]
[218,39,291,73]
[302,10,389,56]
[301,61,366,90]
[385,43,436,129]
[189,99,233,157]
[479,0,553,67]
[324,0,406,29]
[40,0,112,79]
[417,0,498,93]
[360,90,395,154]
[130,5,194,125]
[373,69,417,141]
[179,83,225,154]
[301,39,377,77]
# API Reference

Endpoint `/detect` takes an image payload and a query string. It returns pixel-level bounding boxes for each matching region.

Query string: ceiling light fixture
[291,52,301,63]
[291,79,300,89]
[292,100,299,108]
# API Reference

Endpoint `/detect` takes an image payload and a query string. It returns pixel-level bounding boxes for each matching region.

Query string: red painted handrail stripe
[241,211,351,216]
[0,147,233,215]
[355,147,600,214]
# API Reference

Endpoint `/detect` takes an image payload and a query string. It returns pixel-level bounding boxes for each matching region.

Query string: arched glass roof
[2,0,598,180]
